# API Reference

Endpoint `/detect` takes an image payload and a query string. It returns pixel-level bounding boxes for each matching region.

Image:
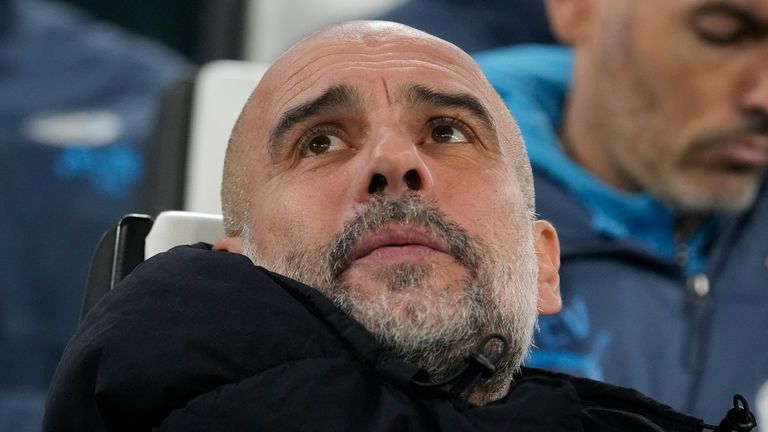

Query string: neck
[560,95,641,193]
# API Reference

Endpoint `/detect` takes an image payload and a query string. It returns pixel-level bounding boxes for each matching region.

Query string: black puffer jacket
[44,244,711,431]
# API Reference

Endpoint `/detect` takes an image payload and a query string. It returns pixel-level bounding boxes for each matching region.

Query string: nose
[352,129,434,202]
[740,65,768,125]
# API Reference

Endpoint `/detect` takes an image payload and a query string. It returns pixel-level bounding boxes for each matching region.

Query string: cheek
[437,168,529,248]
[630,12,743,153]
[249,179,350,261]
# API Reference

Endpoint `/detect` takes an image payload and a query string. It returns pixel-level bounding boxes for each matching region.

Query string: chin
[344,261,468,296]
[666,174,762,214]
[336,262,479,329]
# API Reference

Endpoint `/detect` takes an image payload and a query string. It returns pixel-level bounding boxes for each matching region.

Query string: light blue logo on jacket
[528,298,611,380]
[53,144,142,199]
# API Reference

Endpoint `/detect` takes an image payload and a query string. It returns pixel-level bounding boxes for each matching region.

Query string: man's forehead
[288,79,491,112]
[263,34,484,109]
[241,21,509,148]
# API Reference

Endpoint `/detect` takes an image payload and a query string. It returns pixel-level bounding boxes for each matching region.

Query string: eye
[428,118,473,144]
[690,7,764,46]
[298,130,345,157]
[695,15,748,44]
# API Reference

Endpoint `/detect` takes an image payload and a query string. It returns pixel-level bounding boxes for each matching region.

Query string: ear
[545,0,595,45]
[533,220,561,316]
[213,236,244,253]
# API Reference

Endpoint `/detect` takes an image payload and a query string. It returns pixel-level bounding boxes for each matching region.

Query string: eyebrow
[402,84,496,133]
[268,84,362,156]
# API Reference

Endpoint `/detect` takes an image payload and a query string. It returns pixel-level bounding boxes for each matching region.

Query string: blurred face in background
[549,0,768,213]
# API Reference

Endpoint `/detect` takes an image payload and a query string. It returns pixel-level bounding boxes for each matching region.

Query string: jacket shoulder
[516,368,704,432]
[44,244,349,431]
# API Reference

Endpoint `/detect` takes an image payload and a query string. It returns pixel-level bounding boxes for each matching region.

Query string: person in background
[476,0,768,425]
[377,0,556,53]
[0,0,186,429]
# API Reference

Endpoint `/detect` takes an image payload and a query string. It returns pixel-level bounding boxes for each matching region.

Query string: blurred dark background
[59,0,246,63]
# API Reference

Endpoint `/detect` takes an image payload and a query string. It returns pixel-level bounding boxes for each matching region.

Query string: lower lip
[356,245,445,264]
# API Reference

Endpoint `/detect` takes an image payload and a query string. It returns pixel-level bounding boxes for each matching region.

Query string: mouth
[349,225,451,265]
[697,138,768,170]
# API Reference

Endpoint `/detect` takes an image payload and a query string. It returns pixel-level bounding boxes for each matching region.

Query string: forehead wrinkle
[275,59,486,115]
[277,48,484,106]
[277,50,351,106]
[381,76,393,105]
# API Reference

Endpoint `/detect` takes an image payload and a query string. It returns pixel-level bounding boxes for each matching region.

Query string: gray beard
[244,193,539,398]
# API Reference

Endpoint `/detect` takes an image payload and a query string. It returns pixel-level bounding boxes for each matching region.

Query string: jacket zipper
[676,218,713,413]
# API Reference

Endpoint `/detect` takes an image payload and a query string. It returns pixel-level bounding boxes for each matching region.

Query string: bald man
[44,22,726,431]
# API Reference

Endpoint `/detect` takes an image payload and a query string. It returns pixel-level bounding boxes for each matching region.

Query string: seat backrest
[81,211,224,321]
[139,60,269,216]
[81,214,154,321]
[145,211,225,259]
[183,60,270,214]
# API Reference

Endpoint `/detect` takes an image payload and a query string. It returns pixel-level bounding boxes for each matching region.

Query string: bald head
[221,20,533,236]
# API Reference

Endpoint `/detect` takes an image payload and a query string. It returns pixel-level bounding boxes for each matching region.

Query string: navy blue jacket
[476,45,768,425]
[44,244,711,431]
